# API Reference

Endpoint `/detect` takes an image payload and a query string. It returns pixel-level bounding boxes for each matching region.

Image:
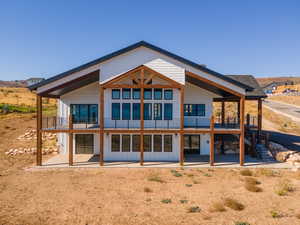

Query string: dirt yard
[0,114,300,225]
[269,95,300,107]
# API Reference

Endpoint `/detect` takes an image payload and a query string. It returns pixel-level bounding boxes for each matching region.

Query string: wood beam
[140,69,144,166]
[239,97,245,166]
[104,84,180,89]
[180,87,185,166]
[99,86,104,166]
[221,100,225,126]
[36,95,42,166]
[68,114,73,166]
[257,98,262,142]
[210,116,215,166]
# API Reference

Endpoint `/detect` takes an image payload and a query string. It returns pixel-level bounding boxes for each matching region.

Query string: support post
[246,114,250,128]
[180,87,185,166]
[257,98,262,143]
[68,114,73,166]
[99,86,104,166]
[140,69,144,166]
[36,95,42,166]
[210,115,215,166]
[251,132,256,157]
[237,101,240,124]
[221,100,225,126]
[239,97,245,166]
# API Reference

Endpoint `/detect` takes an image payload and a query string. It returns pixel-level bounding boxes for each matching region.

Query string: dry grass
[245,182,263,192]
[209,201,226,212]
[274,179,295,196]
[240,169,253,176]
[187,206,201,213]
[147,173,165,183]
[224,198,245,211]
[244,177,260,185]
[269,96,300,107]
[144,187,152,193]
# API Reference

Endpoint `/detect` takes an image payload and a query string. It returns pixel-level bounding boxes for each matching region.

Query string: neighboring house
[26,77,45,87]
[263,81,294,94]
[28,41,266,167]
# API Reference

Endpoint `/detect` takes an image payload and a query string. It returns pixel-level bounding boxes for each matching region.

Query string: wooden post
[68,114,73,166]
[221,100,225,126]
[237,101,240,124]
[265,133,270,149]
[239,97,245,166]
[251,132,256,157]
[180,87,185,166]
[140,69,144,166]
[36,95,42,166]
[99,86,104,166]
[246,114,250,128]
[257,98,262,143]
[210,115,215,166]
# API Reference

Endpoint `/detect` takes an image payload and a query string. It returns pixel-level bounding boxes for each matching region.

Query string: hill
[0,80,27,87]
[256,76,300,87]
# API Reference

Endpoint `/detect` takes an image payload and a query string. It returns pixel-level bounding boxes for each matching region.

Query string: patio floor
[35,154,294,169]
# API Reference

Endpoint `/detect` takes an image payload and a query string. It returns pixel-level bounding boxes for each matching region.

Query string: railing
[42,116,99,129]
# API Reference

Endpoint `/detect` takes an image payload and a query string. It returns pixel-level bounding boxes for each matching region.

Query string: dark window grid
[144,103,152,120]
[184,104,205,116]
[164,103,173,120]
[122,103,131,120]
[154,88,162,100]
[164,135,173,152]
[144,88,152,100]
[143,135,152,152]
[112,103,121,120]
[112,89,120,99]
[153,135,162,152]
[153,103,162,120]
[122,88,131,99]
[164,90,173,100]
[111,135,120,152]
[122,135,131,152]
[70,104,98,124]
[133,88,140,99]
[132,103,141,120]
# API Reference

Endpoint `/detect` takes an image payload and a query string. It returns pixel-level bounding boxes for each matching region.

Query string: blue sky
[0,0,299,80]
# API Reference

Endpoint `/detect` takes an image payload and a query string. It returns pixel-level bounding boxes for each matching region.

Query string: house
[262,80,294,94]
[28,41,266,167]
[26,77,45,87]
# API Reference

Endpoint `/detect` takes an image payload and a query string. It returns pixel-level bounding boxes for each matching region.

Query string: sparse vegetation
[274,179,294,196]
[240,169,253,176]
[203,173,212,177]
[270,210,282,218]
[187,206,201,213]
[148,173,165,183]
[235,222,250,225]
[257,168,279,177]
[244,177,261,185]
[161,199,172,204]
[245,182,262,192]
[185,184,192,187]
[224,198,245,211]
[209,201,226,212]
[144,187,152,193]
[171,169,182,177]
[180,199,188,204]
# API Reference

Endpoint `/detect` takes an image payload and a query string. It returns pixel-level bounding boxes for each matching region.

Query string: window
[164,90,173,100]
[154,88,162,100]
[144,103,152,120]
[164,103,173,120]
[144,135,152,152]
[154,135,162,152]
[133,88,140,99]
[111,135,120,152]
[184,104,205,117]
[144,88,152,100]
[122,135,130,152]
[164,135,172,152]
[122,103,130,120]
[112,89,120,99]
[122,88,131,99]
[133,103,140,120]
[153,103,162,120]
[132,135,140,152]
[112,103,120,120]
[71,104,98,124]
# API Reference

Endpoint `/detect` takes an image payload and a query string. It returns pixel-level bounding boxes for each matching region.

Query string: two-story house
[29,41,266,167]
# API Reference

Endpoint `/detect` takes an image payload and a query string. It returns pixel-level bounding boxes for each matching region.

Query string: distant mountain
[0,80,27,87]
[256,76,300,87]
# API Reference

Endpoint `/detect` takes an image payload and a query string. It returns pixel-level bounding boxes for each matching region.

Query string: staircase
[256,144,277,163]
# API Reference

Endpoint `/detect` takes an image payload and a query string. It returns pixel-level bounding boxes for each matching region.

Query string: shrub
[270,210,282,218]
[171,170,182,177]
[257,168,279,177]
[245,183,263,192]
[179,199,188,204]
[193,180,201,184]
[161,199,172,204]
[186,173,194,177]
[224,198,245,211]
[274,179,294,196]
[235,222,250,225]
[209,202,226,212]
[244,177,260,185]
[187,206,201,213]
[148,174,165,183]
[203,173,212,177]
[144,187,152,193]
[240,169,253,176]
[185,184,193,187]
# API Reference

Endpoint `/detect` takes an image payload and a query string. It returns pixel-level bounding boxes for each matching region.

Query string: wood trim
[104,129,181,134]
[239,97,245,166]
[68,114,73,166]
[144,73,154,84]
[36,95,42,166]
[105,84,178,89]
[140,69,144,165]
[180,87,185,166]
[186,71,244,98]
[210,116,215,166]
[221,100,225,125]
[99,86,104,166]
[257,98,262,141]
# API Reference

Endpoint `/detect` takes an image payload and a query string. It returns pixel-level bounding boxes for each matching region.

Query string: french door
[184,135,200,154]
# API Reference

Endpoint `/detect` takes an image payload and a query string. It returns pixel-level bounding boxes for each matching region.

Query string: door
[184,135,200,154]
[75,134,94,154]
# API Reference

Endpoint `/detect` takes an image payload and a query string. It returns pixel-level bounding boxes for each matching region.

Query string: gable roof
[29,41,251,91]
[226,75,267,99]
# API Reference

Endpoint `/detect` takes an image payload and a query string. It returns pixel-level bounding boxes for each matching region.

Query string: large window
[153,103,162,120]
[164,135,172,152]
[164,103,173,120]
[122,88,131,99]
[71,104,98,123]
[111,135,120,152]
[143,135,152,152]
[144,88,152,100]
[133,88,140,99]
[164,90,173,100]
[133,103,140,120]
[154,88,162,100]
[122,103,131,120]
[184,104,205,116]
[154,135,162,152]
[132,135,140,152]
[112,89,120,99]
[122,135,130,152]
[144,103,152,120]
[112,103,120,120]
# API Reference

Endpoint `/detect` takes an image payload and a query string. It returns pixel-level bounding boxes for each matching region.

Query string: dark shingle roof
[226,75,267,99]
[29,41,251,91]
